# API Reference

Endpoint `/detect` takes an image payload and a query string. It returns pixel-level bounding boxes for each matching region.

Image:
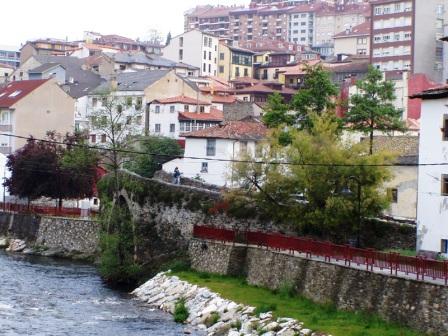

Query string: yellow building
[218,43,254,82]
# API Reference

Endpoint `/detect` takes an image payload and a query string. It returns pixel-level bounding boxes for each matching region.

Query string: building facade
[412,86,448,254]
[288,5,316,46]
[0,45,20,68]
[218,42,255,81]
[370,0,448,83]
[162,30,219,77]
[333,21,371,56]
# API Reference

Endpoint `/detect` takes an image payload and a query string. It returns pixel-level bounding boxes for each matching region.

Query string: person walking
[173,167,181,185]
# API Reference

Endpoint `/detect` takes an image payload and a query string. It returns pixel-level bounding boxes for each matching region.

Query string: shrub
[174,298,189,323]
[277,281,296,298]
[231,319,242,330]
[254,303,277,316]
[205,312,220,327]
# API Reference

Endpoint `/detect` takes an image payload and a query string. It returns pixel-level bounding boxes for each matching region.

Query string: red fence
[0,202,96,218]
[193,225,448,285]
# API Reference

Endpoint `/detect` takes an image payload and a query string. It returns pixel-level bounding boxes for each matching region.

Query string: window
[442,175,448,196]
[179,49,183,61]
[170,124,175,133]
[155,105,160,113]
[204,36,208,46]
[209,52,212,60]
[101,134,107,143]
[117,105,123,113]
[90,134,96,143]
[442,115,448,141]
[219,52,225,60]
[219,65,224,73]
[199,106,205,113]
[201,162,208,173]
[136,116,142,125]
[136,97,142,110]
[235,66,240,77]
[155,124,161,133]
[170,105,175,113]
[387,188,398,203]
[203,63,206,72]
[206,139,216,156]
[240,141,248,154]
[441,239,448,254]
[92,97,98,107]
[208,64,211,73]
[204,51,207,60]
[126,97,133,106]
[184,105,189,112]
[244,68,249,77]
[179,37,183,47]
[126,116,132,125]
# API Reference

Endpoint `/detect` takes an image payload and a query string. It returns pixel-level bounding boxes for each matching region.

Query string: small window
[442,239,448,254]
[206,139,216,156]
[170,124,175,133]
[117,105,123,113]
[136,116,142,125]
[155,124,161,133]
[170,106,175,113]
[101,134,107,143]
[184,105,189,112]
[219,53,225,60]
[90,134,96,143]
[442,175,448,196]
[387,188,398,203]
[126,116,132,125]
[92,97,98,107]
[201,162,208,173]
[443,115,448,141]
[93,198,99,205]
[155,105,160,113]
[136,97,142,109]
[199,106,205,113]
[126,97,133,106]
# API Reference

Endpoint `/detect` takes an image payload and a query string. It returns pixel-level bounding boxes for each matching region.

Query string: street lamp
[340,176,362,248]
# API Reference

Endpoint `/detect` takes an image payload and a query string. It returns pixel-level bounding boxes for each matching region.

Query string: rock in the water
[6,239,26,252]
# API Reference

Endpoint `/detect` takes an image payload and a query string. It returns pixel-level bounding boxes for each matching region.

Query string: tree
[165,32,172,46]
[262,64,339,130]
[60,133,99,200]
[344,65,406,154]
[4,132,99,208]
[230,113,395,243]
[262,93,293,128]
[126,136,183,178]
[290,64,339,129]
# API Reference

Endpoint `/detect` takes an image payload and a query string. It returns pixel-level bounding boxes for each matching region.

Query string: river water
[0,251,196,336]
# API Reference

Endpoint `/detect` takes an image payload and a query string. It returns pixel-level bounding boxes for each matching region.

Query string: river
[0,251,199,336]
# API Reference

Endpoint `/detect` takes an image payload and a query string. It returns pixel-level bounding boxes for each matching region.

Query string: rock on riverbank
[133,272,328,336]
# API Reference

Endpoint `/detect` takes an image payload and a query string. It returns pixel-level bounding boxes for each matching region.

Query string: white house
[150,95,223,139]
[163,120,267,186]
[412,86,448,254]
[162,30,219,77]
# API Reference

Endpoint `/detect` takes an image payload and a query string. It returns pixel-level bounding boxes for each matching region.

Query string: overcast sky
[1,0,248,47]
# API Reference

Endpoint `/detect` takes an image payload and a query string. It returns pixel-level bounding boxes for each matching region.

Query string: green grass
[385,249,417,257]
[172,270,423,336]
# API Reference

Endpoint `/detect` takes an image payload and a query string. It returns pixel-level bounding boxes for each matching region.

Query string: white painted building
[163,120,267,186]
[413,87,448,254]
[162,30,219,77]
[150,96,223,139]
[288,8,315,46]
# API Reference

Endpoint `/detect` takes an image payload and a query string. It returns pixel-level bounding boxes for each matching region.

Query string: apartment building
[288,4,317,46]
[162,30,219,77]
[333,21,371,55]
[184,5,244,37]
[370,0,447,83]
[229,6,291,43]
[218,42,255,81]
[314,3,370,45]
[20,39,79,63]
[0,46,20,68]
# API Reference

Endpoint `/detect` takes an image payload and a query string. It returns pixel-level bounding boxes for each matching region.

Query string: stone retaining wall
[189,239,448,335]
[0,212,99,257]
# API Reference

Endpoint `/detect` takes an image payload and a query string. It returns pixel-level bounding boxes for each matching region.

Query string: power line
[0,132,447,168]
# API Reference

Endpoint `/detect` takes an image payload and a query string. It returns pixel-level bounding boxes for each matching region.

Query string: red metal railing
[193,225,448,285]
[0,202,96,218]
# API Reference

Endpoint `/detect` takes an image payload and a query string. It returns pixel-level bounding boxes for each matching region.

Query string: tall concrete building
[370,0,448,83]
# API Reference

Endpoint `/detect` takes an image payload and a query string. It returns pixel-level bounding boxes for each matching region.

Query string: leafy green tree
[344,65,406,154]
[262,93,293,128]
[262,64,339,130]
[290,64,339,129]
[230,113,395,243]
[126,136,183,178]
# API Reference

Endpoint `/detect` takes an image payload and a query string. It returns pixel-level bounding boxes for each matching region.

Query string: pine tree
[344,65,406,154]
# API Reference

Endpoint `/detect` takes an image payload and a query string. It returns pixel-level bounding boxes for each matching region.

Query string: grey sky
[1,0,248,47]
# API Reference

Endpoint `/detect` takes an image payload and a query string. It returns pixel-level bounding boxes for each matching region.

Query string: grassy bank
[172,270,422,336]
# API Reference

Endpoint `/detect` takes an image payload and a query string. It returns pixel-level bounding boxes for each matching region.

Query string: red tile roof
[184,120,267,140]
[334,21,371,39]
[178,107,224,122]
[0,80,49,108]
[153,95,211,105]
[211,95,237,104]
